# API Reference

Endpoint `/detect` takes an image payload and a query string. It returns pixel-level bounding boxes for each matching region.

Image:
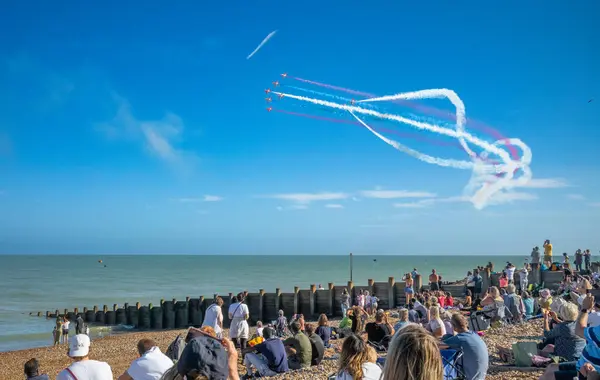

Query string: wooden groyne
[37,261,596,330]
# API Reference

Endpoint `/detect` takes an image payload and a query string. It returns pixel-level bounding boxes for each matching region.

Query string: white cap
[69,334,90,357]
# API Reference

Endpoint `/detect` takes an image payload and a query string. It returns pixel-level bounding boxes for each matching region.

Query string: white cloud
[351,197,360,202]
[202,195,223,202]
[277,204,308,211]
[590,202,600,208]
[359,189,437,199]
[416,191,537,207]
[267,192,349,204]
[521,178,568,188]
[566,194,585,201]
[393,199,434,208]
[96,94,195,166]
[172,195,223,203]
[325,204,344,209]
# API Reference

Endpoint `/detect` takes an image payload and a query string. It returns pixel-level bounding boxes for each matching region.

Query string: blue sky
[0,1,598,255]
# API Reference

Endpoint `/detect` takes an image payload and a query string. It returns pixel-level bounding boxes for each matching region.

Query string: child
[563,252,570,269]
[52,326,60,346]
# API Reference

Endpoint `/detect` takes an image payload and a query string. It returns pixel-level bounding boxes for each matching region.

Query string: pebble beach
[0,314,546,380]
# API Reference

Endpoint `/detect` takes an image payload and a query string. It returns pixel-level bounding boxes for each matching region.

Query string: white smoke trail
[246,30,277,60]
[349,112,474,169]
[274,89,532,209]
[286,86,379,109]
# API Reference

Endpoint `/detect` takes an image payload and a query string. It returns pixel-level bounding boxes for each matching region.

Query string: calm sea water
[0,254,528,352]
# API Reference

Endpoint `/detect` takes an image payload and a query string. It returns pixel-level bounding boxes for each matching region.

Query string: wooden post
[347,281,355,302]
[83,307,88,313]
[482,267,491,294]
[74,307,79,315]
[388,277,396,310]
[46,311,51,318]
[113,304,118,312]
[275,288,282,317]
[259,289,265,323]
[368,279,375,296]
[186,296,190,303]
[93,306,98,313]
[415,274,422,292]
[293,286,300,315]
[309,284,316,318]
[160,299,165,306]
[103,305,108,313]
[136,302,140,309]
[37,311,41,317]
[328,283,334,317]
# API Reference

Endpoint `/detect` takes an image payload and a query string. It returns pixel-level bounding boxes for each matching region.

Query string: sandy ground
[1,316,545,379]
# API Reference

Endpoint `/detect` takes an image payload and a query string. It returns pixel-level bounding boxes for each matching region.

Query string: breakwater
[38,261,595,330]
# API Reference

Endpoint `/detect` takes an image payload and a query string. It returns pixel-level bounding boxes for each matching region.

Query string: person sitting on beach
[283,320,312,370]
[202,296,224,339]
[304,323,325,366]
[57,334,113,380]
[504,284,525,323]
[365,310,394,349]
[275,310,288,337]
[316,314,332,348]
[541,302,585,362]
[339,309,353,330]
[440,314,489,380]
[462,290,473,309]
[393,308,413,334]
[335,333,381,380]
[174,334,239,380]
[62,316,71,344]
[411,297,429,323]
[255,321,264,338]
[229,293,250,349]
[479,287,511,325]
[118,339,173,380]
[445,292,454,308]
[381,324,443,380]
[241,327,288,378]
[350,306,368,334]
[436,291,446,308]
[407,302,420,323]
[522,291,535,318]
[24,358,49,380]
[499,272,508,290]
[429,269,440,291]
[426,306,446,339]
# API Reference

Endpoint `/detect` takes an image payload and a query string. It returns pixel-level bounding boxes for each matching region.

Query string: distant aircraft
[264,89,271,94]
[266,107,273,112]
[589,99,594,103]
[280,73,288,78]
[272,81,280,87]
[265,97,272,102]
[350,99,356,105]
[278,94,284,100]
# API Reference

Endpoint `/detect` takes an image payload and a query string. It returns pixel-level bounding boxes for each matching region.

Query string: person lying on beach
[241,327,288,378]
[117,338,173,380]
[24,358,49,380]
[334,333,381,380]
[57,334,113,380]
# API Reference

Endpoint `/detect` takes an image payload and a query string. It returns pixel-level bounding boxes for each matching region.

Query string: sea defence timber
[38,261,597,330]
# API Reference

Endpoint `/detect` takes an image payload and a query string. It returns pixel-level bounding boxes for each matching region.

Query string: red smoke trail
[273,109,461,148]
[292,76,520,161]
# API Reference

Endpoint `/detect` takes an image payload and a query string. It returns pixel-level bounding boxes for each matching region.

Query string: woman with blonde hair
[382,324,443,380]
[427,306,446,339]
[335,333,381,380]
[480,286,502,307]
[405,273,414,305]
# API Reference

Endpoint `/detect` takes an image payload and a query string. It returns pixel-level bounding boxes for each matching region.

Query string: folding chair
[441,349,465,380]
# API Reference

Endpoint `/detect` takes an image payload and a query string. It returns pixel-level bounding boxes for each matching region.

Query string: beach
[0,254,529,352]
[0,314,545,379]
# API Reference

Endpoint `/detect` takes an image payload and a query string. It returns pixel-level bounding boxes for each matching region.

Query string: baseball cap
[69,334,90,357]
[177,336,229,380]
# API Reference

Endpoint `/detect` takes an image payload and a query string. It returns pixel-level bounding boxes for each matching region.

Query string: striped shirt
[577,325,600,371]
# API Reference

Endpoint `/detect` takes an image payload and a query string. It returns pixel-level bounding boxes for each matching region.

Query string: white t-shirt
[467,275,475,287]
[57,360,113,380]
[63,321,71,330]
[370,296,379,305]
[589,312,600,328]
[519,269,528,281]
[429,319,446,336]
[229,302,249,319]
[256,327,264,337]
[335,362,382,380]
[506,267,516,282]
[202,304,223,334]
[127,346,173,380]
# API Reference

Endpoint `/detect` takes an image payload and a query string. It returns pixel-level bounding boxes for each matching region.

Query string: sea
[0,254,529,352]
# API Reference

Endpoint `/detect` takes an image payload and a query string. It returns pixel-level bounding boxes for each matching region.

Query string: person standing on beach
[585,249,592,271]
[340,288,351,317]
[75,314,86,335]
[202,297,224,339]
[518,263,529,292]
[543,239,553,267]
[473,269,483,298]
[62,316,70,344]
[575,249,584,272]
[54,316,63,346]
[429,269,440,291]
[405,273,414,306]
[57,334,113,380]
[229,293,250,350]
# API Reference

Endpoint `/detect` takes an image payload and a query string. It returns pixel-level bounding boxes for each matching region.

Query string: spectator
[473,269,483,298]
[118,339,173,380]
[407,302,420,323]
[382,324,443,380]
[505,262,516,284]
[445,292,454,308]
[242,327,288,378]
[522,291,534,318]
[575,250,584,273]
[304,323,325,366]
[24,358,49,380]
[315,314,332,348]
[429,269,440,291]
[176,335,239,380]
[427,306,446,339]
[441,314,489,380]
[543,239,553,268]
[588,301,600,328]
[275,310,288,337]
[75,314,86,335]
[542,302,585,361]
[339,309,353,330]
[54,316,63,346]
[341,289,351,316]
[463,290,473,309]
[504,284,525,323]
[365,310,394,349]
[393,309,411,333]
[57,334,113,380]
[350,306,367,334]
[228,293,250,349]
[335,334,381,380]
[466,271,475,298]
[518,263,529,292]
[202,296,224,338]
[499,273,508,290]
[255,321,264,338]
[411,268,419,281]
[412,297,429,323]
[405,273,415,305]
[62,316,71,344]
[283,321,312,369]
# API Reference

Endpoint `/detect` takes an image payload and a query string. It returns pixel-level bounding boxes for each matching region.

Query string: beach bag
[512,341,538,367]
[166,334,186,361]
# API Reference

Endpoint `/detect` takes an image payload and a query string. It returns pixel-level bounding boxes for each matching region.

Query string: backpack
[165,334,186,361]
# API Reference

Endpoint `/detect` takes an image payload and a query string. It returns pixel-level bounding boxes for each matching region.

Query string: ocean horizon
[0,254,531,352]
